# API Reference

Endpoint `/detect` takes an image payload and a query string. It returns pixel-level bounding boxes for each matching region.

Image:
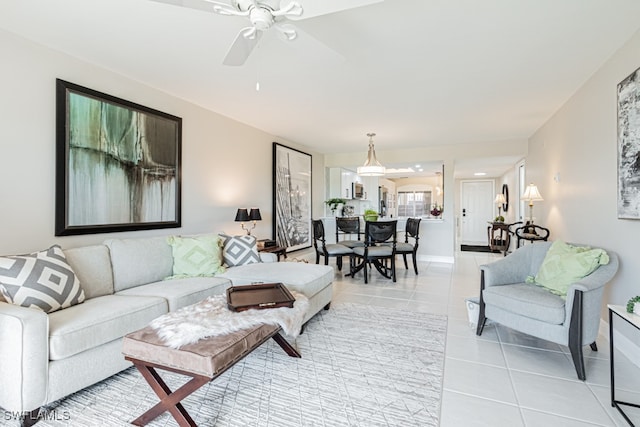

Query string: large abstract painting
[55,79,182,235]
[618,67,640,219]
[272,143,312,252]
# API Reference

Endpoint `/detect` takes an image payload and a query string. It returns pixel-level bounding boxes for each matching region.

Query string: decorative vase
[364,214,378,222]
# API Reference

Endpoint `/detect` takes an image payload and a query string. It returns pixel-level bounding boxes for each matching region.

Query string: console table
[608,304,640,426]
[487,222,510,256]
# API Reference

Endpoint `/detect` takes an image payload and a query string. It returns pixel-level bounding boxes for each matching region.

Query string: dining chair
[395,217,421,274]
[350,220,397,284]
[335,217,364,248]
[312,219,352,270]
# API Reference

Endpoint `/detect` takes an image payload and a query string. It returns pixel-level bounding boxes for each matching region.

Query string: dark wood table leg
[131,362,209,427]
[272,332,301,358]
[371,259,392,279]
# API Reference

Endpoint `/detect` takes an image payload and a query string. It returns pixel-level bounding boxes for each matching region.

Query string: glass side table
[609,304,640,426]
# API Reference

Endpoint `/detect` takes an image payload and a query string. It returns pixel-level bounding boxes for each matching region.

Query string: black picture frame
[55,79,182,236]
[502,184,509,212]
[272,143,312,252]
[617,66,640,219]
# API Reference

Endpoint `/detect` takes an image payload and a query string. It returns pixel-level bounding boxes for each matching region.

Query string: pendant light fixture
[357,132,386,176]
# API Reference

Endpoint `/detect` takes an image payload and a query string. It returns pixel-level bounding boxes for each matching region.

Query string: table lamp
[494,193,507,217]
[235,208,261,235]
[521,184,543,224]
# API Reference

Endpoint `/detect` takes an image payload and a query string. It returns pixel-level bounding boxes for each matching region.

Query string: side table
[608,304,640,426]
[259,245,288,261]
[515,224,550,248]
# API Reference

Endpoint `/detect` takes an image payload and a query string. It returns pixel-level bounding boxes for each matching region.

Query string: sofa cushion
[483,282,566,325]
[48,294,167,360]
[220,235,260,267]
[0,245,85,313]
[105,237,174,292]
[218,262,333,298]
[64,245,114,300]
[117,276,231,312]
[167,235,225,278]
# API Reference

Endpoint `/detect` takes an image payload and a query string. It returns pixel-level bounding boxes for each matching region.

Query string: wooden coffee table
[123,324,300,426]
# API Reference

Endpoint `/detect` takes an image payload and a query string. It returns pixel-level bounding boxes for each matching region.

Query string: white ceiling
[2,0,640,178]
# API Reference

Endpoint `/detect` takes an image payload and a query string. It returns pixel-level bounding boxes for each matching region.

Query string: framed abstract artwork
[55,79,182,235]
[617,67,640,219]
[272,142,312,252]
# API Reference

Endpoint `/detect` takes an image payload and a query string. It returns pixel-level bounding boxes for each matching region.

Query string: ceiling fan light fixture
[357,132,386,176]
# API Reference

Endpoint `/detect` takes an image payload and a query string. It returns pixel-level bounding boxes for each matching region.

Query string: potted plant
[627,296,640,315]
[325,198,347,216]
[364,209,378,222]
[430,205,443,218]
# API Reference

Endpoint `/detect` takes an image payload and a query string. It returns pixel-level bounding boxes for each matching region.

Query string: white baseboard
[599,318,640,370]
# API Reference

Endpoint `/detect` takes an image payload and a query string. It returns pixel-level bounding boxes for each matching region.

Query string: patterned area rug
[8,303,446,427]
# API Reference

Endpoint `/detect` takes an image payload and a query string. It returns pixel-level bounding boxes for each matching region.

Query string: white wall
[527,28,640,315]
[0,29,324,254]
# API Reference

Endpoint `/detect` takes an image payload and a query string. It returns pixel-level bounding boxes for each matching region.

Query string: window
[397,191,432,217]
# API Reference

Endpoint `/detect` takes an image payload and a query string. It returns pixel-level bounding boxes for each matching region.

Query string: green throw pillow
[167,235,226,279]
[532,240,609,297]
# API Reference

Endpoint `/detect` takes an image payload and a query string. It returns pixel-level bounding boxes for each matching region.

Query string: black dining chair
[312,219,353,270]
[335,217,364,248]
[350,220,397,284]
[395,217,421,274]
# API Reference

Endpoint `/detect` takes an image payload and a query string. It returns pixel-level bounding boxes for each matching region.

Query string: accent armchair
[476,241,618,380]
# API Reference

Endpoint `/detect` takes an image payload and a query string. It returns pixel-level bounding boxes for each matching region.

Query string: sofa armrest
[259,252,278,263]
[0,302,49,412]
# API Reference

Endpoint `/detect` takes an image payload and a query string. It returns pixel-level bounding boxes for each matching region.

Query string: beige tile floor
[323,250,640,427]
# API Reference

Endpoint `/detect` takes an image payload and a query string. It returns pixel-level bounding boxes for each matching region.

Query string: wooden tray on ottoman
[226,283,295,312]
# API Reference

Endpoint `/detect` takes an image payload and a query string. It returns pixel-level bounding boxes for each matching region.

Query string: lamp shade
[522,183,543,201]
[249,208,262,221]
[357,132,385,176]
[494,193,507,204]
[234,208,249,222]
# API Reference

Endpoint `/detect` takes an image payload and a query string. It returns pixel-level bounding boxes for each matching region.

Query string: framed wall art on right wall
[617,66,640,219]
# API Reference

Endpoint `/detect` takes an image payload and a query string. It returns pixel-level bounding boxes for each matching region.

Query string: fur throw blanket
[149,291,309,349]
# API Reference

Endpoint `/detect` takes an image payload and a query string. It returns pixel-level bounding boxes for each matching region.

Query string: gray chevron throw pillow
[0,245,85,313]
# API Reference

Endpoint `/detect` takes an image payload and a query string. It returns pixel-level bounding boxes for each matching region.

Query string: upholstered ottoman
[122,324,300,426]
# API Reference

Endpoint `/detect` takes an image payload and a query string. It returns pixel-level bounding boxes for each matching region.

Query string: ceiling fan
[150,0,383,66]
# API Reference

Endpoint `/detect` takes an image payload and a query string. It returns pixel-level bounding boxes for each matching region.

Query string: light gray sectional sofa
[0,235,333,422]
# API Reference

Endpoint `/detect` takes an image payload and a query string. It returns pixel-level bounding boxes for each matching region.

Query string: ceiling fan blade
[279,0,383,20]
[222,28,263,66]
[272,23,345,67]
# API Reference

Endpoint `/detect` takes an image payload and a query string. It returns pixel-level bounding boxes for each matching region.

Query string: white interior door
[460,180,494,245]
